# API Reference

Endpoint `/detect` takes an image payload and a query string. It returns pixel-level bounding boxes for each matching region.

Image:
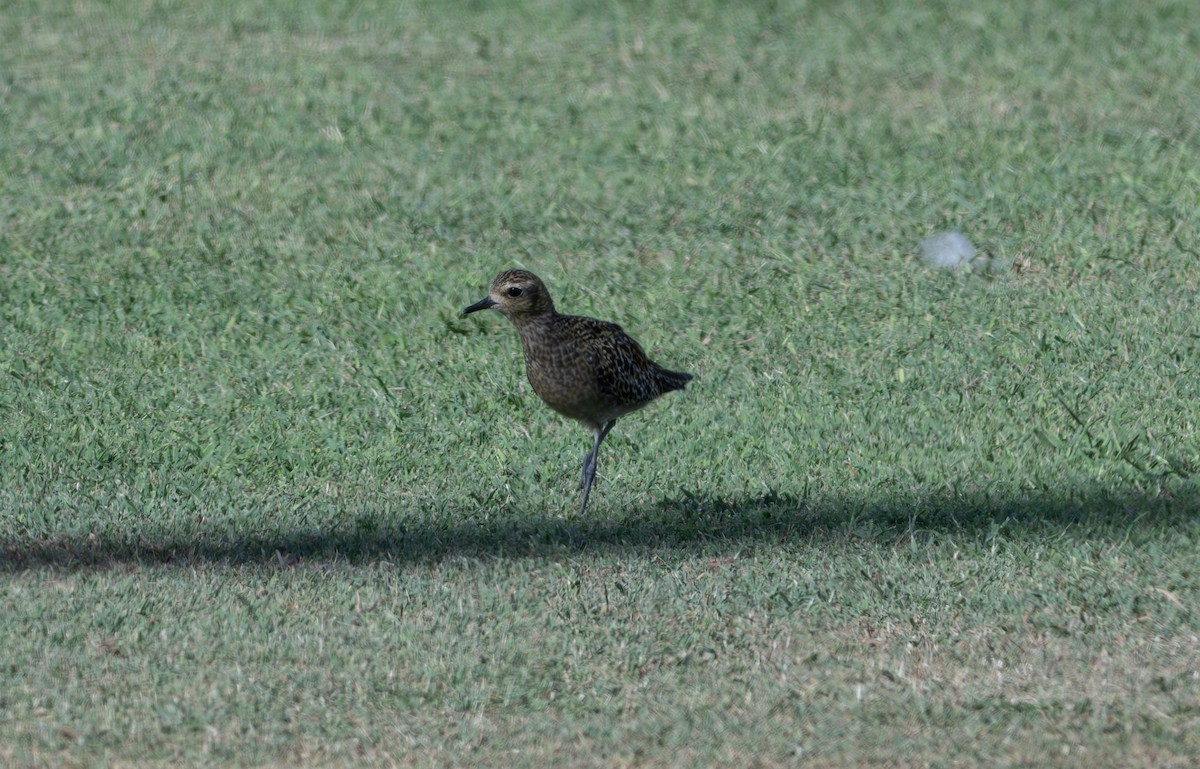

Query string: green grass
[2,0,1199,766]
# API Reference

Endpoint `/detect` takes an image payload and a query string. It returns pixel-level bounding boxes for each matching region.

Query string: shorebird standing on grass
[463,270,692,516]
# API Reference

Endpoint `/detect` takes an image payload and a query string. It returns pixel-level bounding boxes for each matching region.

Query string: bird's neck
[511,310,561,346]
[509,309,557,329]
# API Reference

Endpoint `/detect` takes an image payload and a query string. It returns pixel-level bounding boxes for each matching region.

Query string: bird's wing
[584,320,663,405]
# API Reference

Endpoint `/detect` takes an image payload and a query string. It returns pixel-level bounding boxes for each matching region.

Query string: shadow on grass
[2,483,1197,571]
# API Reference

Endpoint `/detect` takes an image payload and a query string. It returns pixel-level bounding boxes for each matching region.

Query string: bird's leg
[577,420,613,490]
[577,447,592,492]
[578,420,616,516]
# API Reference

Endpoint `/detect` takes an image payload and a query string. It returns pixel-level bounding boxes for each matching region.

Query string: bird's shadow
[2,484,1196,572]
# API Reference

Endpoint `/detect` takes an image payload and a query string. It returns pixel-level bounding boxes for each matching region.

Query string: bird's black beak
[462,296,497,316]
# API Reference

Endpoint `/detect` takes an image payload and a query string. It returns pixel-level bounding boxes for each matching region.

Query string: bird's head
[462,270,555,320]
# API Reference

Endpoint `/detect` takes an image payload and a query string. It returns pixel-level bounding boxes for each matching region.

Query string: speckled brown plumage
[463,270,692,515]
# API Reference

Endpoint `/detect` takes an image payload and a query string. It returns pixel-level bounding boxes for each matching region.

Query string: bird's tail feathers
[656,367,693,393]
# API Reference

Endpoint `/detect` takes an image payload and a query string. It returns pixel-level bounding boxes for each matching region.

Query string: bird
[463,270,692,515]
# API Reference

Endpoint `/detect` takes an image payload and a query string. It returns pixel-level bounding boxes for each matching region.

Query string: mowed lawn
[2,1,1199,766]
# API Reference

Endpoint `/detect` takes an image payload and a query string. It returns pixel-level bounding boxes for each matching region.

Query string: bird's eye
[506,286,523,297]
